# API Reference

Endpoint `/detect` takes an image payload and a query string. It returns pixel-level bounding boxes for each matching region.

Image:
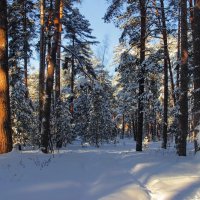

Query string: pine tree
[39,0,46,134]
[73,78,91,144]
[8,0,36,89]
[159,0,169,149]
[115,51,139,139]
[0,0,13,153]
[41,0,61,153]
[10,67,38,149]
[105,0,148,151]
[193,0,200,152]
[96,65,116,143]
[87,65,116,147]
[62,6,97,114]
[52,91,72,148]
[177,0,188,156]
[28,71,39,103]
[136,0,147,151]
[55,0,63,104]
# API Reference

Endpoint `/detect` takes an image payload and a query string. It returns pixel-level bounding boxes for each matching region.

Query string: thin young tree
[0,0,13,153]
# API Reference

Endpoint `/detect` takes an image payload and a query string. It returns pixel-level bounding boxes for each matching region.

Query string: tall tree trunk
[39,0,46,134]
[55,0,63,103]
[136,0,146,151]
[55,0,63,148]
[193,1,200,152]
[0,0,13,153]
[178,0,188,156]
[174,6,181,146]
[160,0,168,149]
[41,0,60,153]
[177,6,181,90]
[23,0,28,90]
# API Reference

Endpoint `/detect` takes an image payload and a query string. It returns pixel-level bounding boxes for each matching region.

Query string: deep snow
[0,139,200,200]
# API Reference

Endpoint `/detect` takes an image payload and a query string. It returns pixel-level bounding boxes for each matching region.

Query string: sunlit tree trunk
[178,0,188,156]
[193,0,200,152]
[0,0,13,153]
[55,0,63,148]
[41,0,60,153]
[55,0,63,103]
[39,0,46,134]
[136,0,146,151]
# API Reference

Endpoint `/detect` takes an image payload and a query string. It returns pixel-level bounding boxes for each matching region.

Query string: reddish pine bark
[0,0,13,153]
[41,0,61,153]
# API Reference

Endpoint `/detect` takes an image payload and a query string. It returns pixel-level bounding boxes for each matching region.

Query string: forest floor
[0,139,200,200]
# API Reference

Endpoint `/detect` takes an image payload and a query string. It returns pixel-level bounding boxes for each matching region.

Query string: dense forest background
[0,0,200,156]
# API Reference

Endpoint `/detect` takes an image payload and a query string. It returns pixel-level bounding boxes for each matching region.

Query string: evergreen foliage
[10,67,39,148]
[8,0,36,67]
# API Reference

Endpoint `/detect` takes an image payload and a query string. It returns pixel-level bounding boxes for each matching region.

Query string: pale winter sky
[78,0,121,72]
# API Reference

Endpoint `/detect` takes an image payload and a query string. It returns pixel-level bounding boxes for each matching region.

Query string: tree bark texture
[55,0,63,103]
[160,0,168,149]
[178,0,188,156]
[193,1,200,152]
[136,0,146,151]
[0,0,13,153]
[39,0,46,134]
[41,0,60,153]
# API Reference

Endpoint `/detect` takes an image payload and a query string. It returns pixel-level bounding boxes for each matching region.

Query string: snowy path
[0,140,200,200]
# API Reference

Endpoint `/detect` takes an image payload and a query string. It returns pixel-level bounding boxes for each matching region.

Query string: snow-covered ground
[0,139,200,200]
